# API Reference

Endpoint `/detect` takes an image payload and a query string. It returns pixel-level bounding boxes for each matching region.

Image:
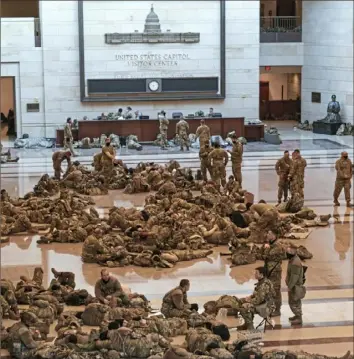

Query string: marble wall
[1,18,44,137]
[301,1,354,124]
[39,0,260,137]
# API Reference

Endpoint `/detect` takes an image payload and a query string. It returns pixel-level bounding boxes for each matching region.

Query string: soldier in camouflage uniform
[159,111,169,149]
[208,142,229,188]
[262,349,352,359]
[196,119,211,148]
[0,279,20,320]
[101,138,116,175]
[237,267,275,330]
[289,149,307,199]
[286,247,305,325]
[229,135,243,187]
[7,311,39,358]
[94,269,129,307]
[176,119,190,151]
[275,150,292,204]
[51,267,76,289]
[63,117,77,156]
[263,231,286,316]
[161,279,196,318]
[52,150,72,180]
[199,142,213,181]
[333,152,353,207]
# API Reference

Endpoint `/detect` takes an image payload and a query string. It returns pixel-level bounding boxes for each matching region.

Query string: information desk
[77,117,246,142]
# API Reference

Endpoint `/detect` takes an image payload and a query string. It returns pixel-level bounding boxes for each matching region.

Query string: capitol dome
[144,5,161,33]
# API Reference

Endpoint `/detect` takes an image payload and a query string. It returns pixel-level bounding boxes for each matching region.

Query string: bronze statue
[320,94,341,123]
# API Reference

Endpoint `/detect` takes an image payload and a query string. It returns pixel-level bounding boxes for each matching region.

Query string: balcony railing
[34,18,41,47]
[260,16,302,43]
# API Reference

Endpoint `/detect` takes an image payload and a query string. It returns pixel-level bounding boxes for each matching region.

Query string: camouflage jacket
[176,120,189,135]
[64,124,73,141]
[289,156,307,180]
[52,151,71,169]
[335,158,353,180]
[275,157,292,177]
[196,125,211,142]
[263,241,286,274]
[162,286,189,310]
[230,142,243,163]
[199,146,212,160]
[94,277,124,303]
[208,148,229,166]
[250,278,275,306]
[101,145,115,163]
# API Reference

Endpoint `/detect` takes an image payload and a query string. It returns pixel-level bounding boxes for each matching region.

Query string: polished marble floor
[1,126,354,356]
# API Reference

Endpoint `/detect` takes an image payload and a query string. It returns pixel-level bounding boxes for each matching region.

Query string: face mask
[343,156,348,159]
[106,143,110,146]
[286,253,294,260]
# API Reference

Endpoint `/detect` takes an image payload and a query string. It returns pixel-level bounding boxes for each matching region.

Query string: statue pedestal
[312,122,342,135]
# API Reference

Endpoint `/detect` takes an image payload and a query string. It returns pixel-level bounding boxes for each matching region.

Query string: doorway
[0,76,16,140]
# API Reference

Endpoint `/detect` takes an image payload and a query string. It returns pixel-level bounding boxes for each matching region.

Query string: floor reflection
[1,213,352,301]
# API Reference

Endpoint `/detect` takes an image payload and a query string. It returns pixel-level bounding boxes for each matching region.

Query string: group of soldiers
[1,266,352,359]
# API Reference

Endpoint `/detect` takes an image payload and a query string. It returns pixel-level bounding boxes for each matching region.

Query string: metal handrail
[260,16,301,32]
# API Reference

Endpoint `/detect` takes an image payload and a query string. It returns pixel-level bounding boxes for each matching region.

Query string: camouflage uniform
[230,141,243,187]
[161,286,192,318]
[93,152,103,171]
[101,144,116,174]
[196,123,211,148]
[51,268,76,289]
[94,277,129,306]
[333,156,353,206]
[52,150,71,180]
[262,350,353,359]
[186,327,225,354]
[286,254,305,322]
[238,277,275,330]
[176,119,190,151]
[63,123,75,155]
[199,145,212,181]
[7,312,39,359]
[159,117,169,149]
[263,241,286,314]
[289,156,307,199]
[208,148,229,187]
[275,156,292,203]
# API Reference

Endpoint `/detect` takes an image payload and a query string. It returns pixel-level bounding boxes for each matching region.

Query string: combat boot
[288,315,297,321]
[289,316,302,325]
[334,200,340,206]
[271,310,281,317]
[51,268,60,278]
[346,202,352,208]
[340,350,352,359]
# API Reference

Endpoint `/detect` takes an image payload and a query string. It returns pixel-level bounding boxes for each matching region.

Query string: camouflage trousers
[211,163,226,187]
[63,138,76,156]
[269,270,282,312]
[231,162,242,187]
[278,179,290,202]
[288,287,302,317]
[161,303,191,319]
[53,167,61,180]
[333,178,351,203]
[160,129,168,148]
[179,134,189,150]
[290,178,304,199]
[200,159,212,181]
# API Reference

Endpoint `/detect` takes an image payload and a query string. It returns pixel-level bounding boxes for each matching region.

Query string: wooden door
[259,81,269,101]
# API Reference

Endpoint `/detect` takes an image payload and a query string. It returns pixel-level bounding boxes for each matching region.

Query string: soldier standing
[199,142,212,182]
[208,142,229,188]
[333,151,353,207]
[263,230,285,316]
[286,247,305,325]
[101,137,116,174]
[195,119,211,148]
[176,119,190,151]
[158,111,169,150]
[63,118,77,156]
[288,149,307,199]
[228,135,243,187]
[275,150,292,204]
[52,150,72,180]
